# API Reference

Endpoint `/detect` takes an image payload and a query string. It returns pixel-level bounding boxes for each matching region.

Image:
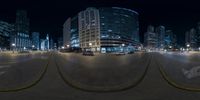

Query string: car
[115,52,126,56]
[128,51,135,54]
[82,51,94,56]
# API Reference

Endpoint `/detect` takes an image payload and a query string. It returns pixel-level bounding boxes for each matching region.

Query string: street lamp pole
[12,43,15,53]
[32,45,35,51]
[89,42,92,51]
[186,44,190,52]
[122,43,125,53]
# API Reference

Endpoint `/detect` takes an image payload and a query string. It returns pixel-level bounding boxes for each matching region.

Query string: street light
[89,42,92,51]
[122,43,125,53]
[187,44,190,48]
[23,47,26,50]
[12,43,16,53]
[186,44,190,52]
[12,43,15,46]
[67,45,70,48]
[31,45,35,51]
[89,43,92,46]
[61,46,64,49]
[138,46,141,51]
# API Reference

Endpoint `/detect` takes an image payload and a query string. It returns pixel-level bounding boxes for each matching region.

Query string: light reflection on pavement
[156,52,200,89]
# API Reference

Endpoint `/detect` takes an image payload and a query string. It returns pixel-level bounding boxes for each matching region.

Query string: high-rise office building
[63,18,71,47]
[0,21,14,50]
[99,7,139,53]
[40,34,49,50]
[155,25,165,49]
[144,25,158,49]
[32,32,40,50]
[57,37,63,48]
[63,7,139,53]
[70,16,79,48]
[63,16,79,48]
[165,30,173,47]
[172,34,177,48]
[78,7,100,51]
[185,28,196,48]
[50,38,54,49]
[195,22,200,48]
[12,10,31,51]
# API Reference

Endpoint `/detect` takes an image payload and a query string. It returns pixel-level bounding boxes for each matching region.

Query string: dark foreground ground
[0,51,200,100]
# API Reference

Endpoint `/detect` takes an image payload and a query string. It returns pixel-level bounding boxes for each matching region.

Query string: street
[0,51,200,100]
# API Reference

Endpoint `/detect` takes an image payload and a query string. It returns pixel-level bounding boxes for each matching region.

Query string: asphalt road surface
[0,52,50,90]
[0,51,200,100]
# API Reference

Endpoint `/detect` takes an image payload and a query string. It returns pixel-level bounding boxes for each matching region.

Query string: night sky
[0,0,200,45]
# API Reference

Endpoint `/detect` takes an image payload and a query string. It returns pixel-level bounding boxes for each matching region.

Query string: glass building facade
[0,21,14,50]
[165,30,173,47]
[99,7,139,53]
[70,16,79,47]
[155,25,165,49]
[63,7,140,53]
[32,32,40,50]
[144,25,158,49]
[78,7,100,51]
[12,10,31,51]
[63,18,71,47]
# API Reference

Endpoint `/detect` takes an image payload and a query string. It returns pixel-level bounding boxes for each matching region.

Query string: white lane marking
[0,65,11,69]
[0,71,6,76]
[182,66,200,79]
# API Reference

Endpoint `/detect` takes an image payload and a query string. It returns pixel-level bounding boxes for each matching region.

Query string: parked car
[128,51,134,54]
[115,52,126,56]
[82,51,94,56]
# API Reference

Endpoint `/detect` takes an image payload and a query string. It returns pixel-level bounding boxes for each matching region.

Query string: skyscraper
[45,34,49,50]
[144,25,158,49]
[78,7,100,52]
[156,25,165,49]
[63,18,71,47]
[57,37,63,48]
[13,10,31,51]
[40,34,49,50]
[196,22,200,48]
[63,7,140,53]
[32,32,40,50]
[172,34,177,48]
[165,30,173,47]
[50,38,54,49]
[0,21,14,50]
[185,28,196,48]
[99,7,139,53]
[70,16,79,48]
[63,16,79,48]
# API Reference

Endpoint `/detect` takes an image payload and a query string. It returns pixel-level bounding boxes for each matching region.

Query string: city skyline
[1,1,200,99]
[0,0,200,46]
